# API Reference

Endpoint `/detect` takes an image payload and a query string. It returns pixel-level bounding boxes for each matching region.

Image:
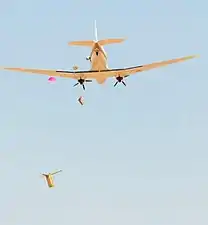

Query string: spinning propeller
[114,75,129,87]
[72,65,92,90]
[73,78,92,90]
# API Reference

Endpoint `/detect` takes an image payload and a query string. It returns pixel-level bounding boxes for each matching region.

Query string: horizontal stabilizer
[68,38,125,47]
[68,40,95,47]
[98,38,125,46]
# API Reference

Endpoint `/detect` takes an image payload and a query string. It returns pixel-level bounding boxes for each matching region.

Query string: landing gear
[86,56,91,61]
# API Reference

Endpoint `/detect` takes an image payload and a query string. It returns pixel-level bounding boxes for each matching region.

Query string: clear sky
[0,1,207,225]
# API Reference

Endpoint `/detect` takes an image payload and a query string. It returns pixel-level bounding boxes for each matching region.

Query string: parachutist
[78,96,84,105]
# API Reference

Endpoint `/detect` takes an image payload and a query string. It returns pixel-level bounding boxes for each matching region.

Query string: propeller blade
[114,81,118,87]
[122,81,126,86]
[82,84,85,90]
[73,83,79,87]
[85,80,92,82]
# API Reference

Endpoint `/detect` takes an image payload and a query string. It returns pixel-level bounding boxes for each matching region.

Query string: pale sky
[0,1,207,225]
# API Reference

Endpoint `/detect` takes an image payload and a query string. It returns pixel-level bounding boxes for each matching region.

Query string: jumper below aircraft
[1,21,198,90]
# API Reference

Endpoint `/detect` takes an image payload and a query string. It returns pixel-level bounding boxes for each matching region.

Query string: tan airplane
[42,170,62,188]
[1,20,198,90]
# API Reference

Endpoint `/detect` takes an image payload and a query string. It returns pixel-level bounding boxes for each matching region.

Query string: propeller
[73,78,92,90]
[114,75,129,87]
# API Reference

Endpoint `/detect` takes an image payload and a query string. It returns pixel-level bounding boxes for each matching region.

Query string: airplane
[42,170,62,188]
[1,21,198,90]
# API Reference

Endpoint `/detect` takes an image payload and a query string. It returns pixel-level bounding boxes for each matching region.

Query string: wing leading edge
[1,55,198,80]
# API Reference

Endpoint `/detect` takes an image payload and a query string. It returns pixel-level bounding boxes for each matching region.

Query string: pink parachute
[48,77,56,83]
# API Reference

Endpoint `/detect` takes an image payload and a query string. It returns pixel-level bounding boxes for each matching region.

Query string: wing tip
[0,67,23,71]
[189,54,199,59]
[182,54,199,61]
[0,67,13,71]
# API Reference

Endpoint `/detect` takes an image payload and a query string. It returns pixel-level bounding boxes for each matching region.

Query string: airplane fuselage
[88,42,108,71]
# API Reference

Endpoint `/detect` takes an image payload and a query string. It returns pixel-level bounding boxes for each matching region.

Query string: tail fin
[93,20,125,45]
[94,20,98,41]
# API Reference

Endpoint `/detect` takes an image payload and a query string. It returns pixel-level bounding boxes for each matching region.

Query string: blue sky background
[0,1,207,225]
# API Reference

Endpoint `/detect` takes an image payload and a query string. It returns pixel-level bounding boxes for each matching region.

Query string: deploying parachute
[48,76,56,83]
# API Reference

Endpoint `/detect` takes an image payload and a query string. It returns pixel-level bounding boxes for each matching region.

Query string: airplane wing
[56,55,198,79]
[0,67,80,79]
[97,55,198,78]
[1,55,198,81]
